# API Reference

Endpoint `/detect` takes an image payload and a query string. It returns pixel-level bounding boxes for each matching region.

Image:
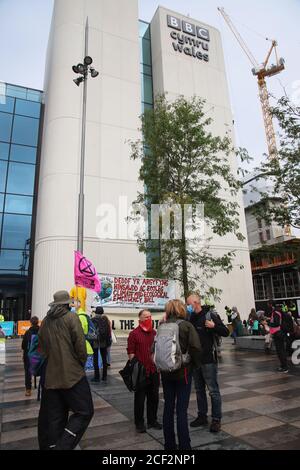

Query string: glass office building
[0,83,43,321]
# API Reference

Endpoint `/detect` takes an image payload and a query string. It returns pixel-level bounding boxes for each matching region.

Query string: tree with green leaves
[252,94,300,230]
[128,95,246,301]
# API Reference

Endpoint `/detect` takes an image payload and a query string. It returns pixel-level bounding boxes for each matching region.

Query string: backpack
[79,314,98,342]
[98,316,111,347]
[28,334,45,377]
[153,320,190,372]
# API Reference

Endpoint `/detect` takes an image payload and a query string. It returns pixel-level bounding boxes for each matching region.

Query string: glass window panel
[15,99,41,118]
[0,249,29,272]
[0,194,3,212]
[6,85,27,99]
[2,214,32,249]
[5,195,33,215]
[0,112,13,142]
[139,21,150,39]
[10,144,37,164]
[141,75,153,104]
[26,91,42,103]
[0,161,8,192]
[140,38,151,65]
[6,162,35,195]
[12,115,39,146]
[0,96,14,113]
[0,142,9,160]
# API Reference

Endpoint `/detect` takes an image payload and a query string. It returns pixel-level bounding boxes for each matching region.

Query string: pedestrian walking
[21,316,40,397]
[231,306,242,344]
[127,309,162,433]
[187,294,229,433]
[156,299,202,451]
[269,304,289,373]
[91,307,112,382]
[38,290,94,450]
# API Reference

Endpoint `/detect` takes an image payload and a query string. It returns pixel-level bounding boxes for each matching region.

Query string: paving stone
[221,416,283,437]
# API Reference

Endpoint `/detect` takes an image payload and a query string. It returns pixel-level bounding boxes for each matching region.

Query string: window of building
[141,74,154,105]
[0,249,29,273]
[259,232,264,244]
[271,272,286,299]
[10,144,37,164]
[284,271,300,298]
[0,112,13,142]
[266,229,271,240]
[12,115,39,146]
[0,96,14,114]
[253,275,267,300]
[5,194,33,215]
[6,162,35,195]
[0,142,9,160]
[257,218,262,228]
[15,99,41,119]
[2,214,32,249]
[0,160,8,192]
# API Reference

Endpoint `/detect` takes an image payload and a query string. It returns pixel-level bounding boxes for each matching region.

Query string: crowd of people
[17,292,300,451]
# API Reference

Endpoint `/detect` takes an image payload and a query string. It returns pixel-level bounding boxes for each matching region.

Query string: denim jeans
[161,372,192,451]
[193,363,222,421]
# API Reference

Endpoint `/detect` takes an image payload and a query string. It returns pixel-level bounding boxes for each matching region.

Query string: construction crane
[218,7,285,159]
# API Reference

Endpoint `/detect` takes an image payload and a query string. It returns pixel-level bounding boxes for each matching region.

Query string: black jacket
[92,314,111,349]
[22,325,39,360]
[190,309,229,364]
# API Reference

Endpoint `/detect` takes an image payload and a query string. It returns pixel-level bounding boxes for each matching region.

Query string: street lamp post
[72,17,99,253]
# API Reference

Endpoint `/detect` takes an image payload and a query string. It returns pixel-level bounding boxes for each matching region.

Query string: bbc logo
[167,15,210,42]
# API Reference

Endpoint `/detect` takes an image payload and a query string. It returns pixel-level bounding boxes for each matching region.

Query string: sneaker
[210,420,221,433]
[190,416,208,427]
[148,421,162,430]
[25,389,31,397]
[277,367,288,373]
[136,424,146,433]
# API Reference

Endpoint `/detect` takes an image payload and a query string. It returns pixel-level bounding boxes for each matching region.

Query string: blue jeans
[193,363,222,421]
[161,372,192,451]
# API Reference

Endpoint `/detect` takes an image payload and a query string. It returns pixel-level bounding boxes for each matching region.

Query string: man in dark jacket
[91,306,111,382]
[38,290,94,450]
[21,316,40,396]
[187,294,229,433]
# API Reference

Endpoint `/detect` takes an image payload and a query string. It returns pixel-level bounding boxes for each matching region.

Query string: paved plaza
[1,338,300,450]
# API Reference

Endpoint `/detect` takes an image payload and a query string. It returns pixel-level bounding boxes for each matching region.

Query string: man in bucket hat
[38,290,94,450]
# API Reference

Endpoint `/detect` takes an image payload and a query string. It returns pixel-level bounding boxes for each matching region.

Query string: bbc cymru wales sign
[167,15,210,62]
[93,275,176,309]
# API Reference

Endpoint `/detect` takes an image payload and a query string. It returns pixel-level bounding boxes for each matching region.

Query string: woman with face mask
[127,310,162,433]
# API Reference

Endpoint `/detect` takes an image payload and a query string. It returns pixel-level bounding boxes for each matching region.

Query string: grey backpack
[153,320,190,372]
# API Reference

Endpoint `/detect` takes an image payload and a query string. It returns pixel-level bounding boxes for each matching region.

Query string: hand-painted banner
[92,275,176,309]
[74,251,101,292]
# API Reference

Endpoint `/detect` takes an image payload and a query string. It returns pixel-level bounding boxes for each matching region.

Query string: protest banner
[0,322,15,337]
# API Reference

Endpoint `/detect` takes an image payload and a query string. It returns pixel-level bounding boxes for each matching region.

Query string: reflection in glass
[15,99,41,118]
[10,144,37,164]
[12,115,39,146]
[0,161,8,192]
[0,96,14,113]
[0,194,4,212]
[6,162,35,195]
[2,214,32,249]
[0,142,9,160]
[141,74,153,104]
[5,195,33,215]
[0,249,29,273]
[0,112,13,142]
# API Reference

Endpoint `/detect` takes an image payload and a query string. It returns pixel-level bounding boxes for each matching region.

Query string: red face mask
[140,317,153,332]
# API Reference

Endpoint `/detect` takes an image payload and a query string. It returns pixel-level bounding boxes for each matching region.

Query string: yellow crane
[218,7,285,159]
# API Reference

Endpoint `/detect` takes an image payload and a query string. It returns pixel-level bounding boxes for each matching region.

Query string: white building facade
[32,0,255,320]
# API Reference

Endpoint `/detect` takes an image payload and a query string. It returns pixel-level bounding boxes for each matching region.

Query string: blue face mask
[186,305,194,316]
[70,307,76,313]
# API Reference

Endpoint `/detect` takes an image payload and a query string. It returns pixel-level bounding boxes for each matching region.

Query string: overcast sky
[0,0,299,168]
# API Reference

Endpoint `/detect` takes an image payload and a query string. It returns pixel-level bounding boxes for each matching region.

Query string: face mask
[186,305,194,316]
[140,317,153,332]
[70,307,76,313]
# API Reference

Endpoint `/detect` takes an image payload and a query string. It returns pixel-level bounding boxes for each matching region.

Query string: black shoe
[102,377,107,382]
[190,416,208,427]
[148,421,162,430]
[91,378,100,383]
[210,420,221,433]
[107,363,111,367]
[276,367,288,373]
[136,424,146,433]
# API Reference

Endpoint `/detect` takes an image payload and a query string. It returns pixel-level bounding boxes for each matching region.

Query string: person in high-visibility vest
[289,301,297,320]
[0,313,5,322]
